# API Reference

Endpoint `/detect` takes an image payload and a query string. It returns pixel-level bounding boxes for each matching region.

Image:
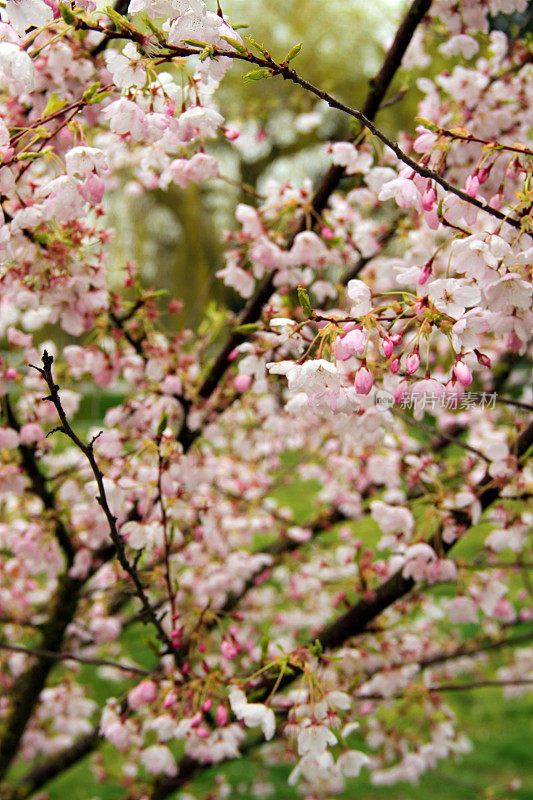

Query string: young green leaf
[286,42,302,62]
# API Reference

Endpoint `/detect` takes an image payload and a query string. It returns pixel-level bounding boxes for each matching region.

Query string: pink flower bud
[418,262,433,285]
[406,351,420,374]
[474,349,491,368]
[196,726,210,738]
[203,698,212,712]
[354,365,373,395]
[382,338,394,358]
[223,126,240,141]
[128,680,158,710]
[220,639,239,659]
[321,226,334,240]
[421,187,436,211]
[163,691,177,709]
[390,333,403,345]
[228,347,240,361]
[390,357,400,374]
[453,359,473,386]
[477,167,490,184]
[465,174,479,197]
[216,704,228,726]
[234,374,252,393]
[5,367,18,380]
[489,193,502,210]
[190,711,203,728]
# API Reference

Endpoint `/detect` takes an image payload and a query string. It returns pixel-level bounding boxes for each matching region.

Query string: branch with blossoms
[32,351,177,659]
[1,0,533,797]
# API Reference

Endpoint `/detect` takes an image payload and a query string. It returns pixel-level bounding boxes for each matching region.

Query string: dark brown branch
[0,643,151,677]
[32,352,176,659]
[1,397,74,564]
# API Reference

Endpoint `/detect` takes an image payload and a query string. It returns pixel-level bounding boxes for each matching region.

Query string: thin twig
[0,642,151,677]
[31,352,176,659]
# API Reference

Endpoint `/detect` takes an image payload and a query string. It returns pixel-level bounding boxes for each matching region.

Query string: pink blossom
[128,680,158,710]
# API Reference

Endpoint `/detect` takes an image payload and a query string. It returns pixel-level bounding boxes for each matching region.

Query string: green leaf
[414,117,439,133]
[59,2,77,24]
[43,92,68,117]
[220,35,247,54]
[244,35,267,56]
[285,42,302,62]
[82,82,101,102]
[157,411,169,438]
[297,287,313,318]
[182,38,208,48]
[243,68,271,82]
[234,323,261,334]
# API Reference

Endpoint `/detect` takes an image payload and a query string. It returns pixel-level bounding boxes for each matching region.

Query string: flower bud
[382,338,394,358]
[234,374,252,393]
[406,350,420,374]
[216,704,229,726]
[453,359,473,386]
[390,357,400,374]
[465,174,479,197]
[354,365,373,395]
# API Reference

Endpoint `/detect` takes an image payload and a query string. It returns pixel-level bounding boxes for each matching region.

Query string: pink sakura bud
[182,661,190,675]
[382,338,394,358]
[421,187,436,211]
[406,350,420,374]
[489,193,502,210]
[163,691,177,709]
[170,629,182,648]
[465,174,479,198]
[453,359,473,386]
[5,367,18,380]
[354,365,373,395]
[390,333,403,345]
[220,639,239,660]
[228,347,240,361]
[196,726,210,738]
[418,261,433,285]
[474,349,491,368]
[477,167,490,184]
[165,101,175,117]
[190,711,203,729]
[128,680,158,710]
[223,126,240,141]
[321,226,334,240]
[390,357,400,374]
[216,704,229,726]
[198,642,206,653]
[203,698,212,712]
[234,374,252,393]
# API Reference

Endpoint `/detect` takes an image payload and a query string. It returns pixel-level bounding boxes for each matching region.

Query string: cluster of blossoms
[0,0,532,798]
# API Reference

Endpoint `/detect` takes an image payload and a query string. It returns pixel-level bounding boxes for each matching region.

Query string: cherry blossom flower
[105,43,146,89]
[4,0,52,35]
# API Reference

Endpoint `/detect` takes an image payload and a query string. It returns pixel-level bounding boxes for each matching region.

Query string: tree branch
[32,352,176,659]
